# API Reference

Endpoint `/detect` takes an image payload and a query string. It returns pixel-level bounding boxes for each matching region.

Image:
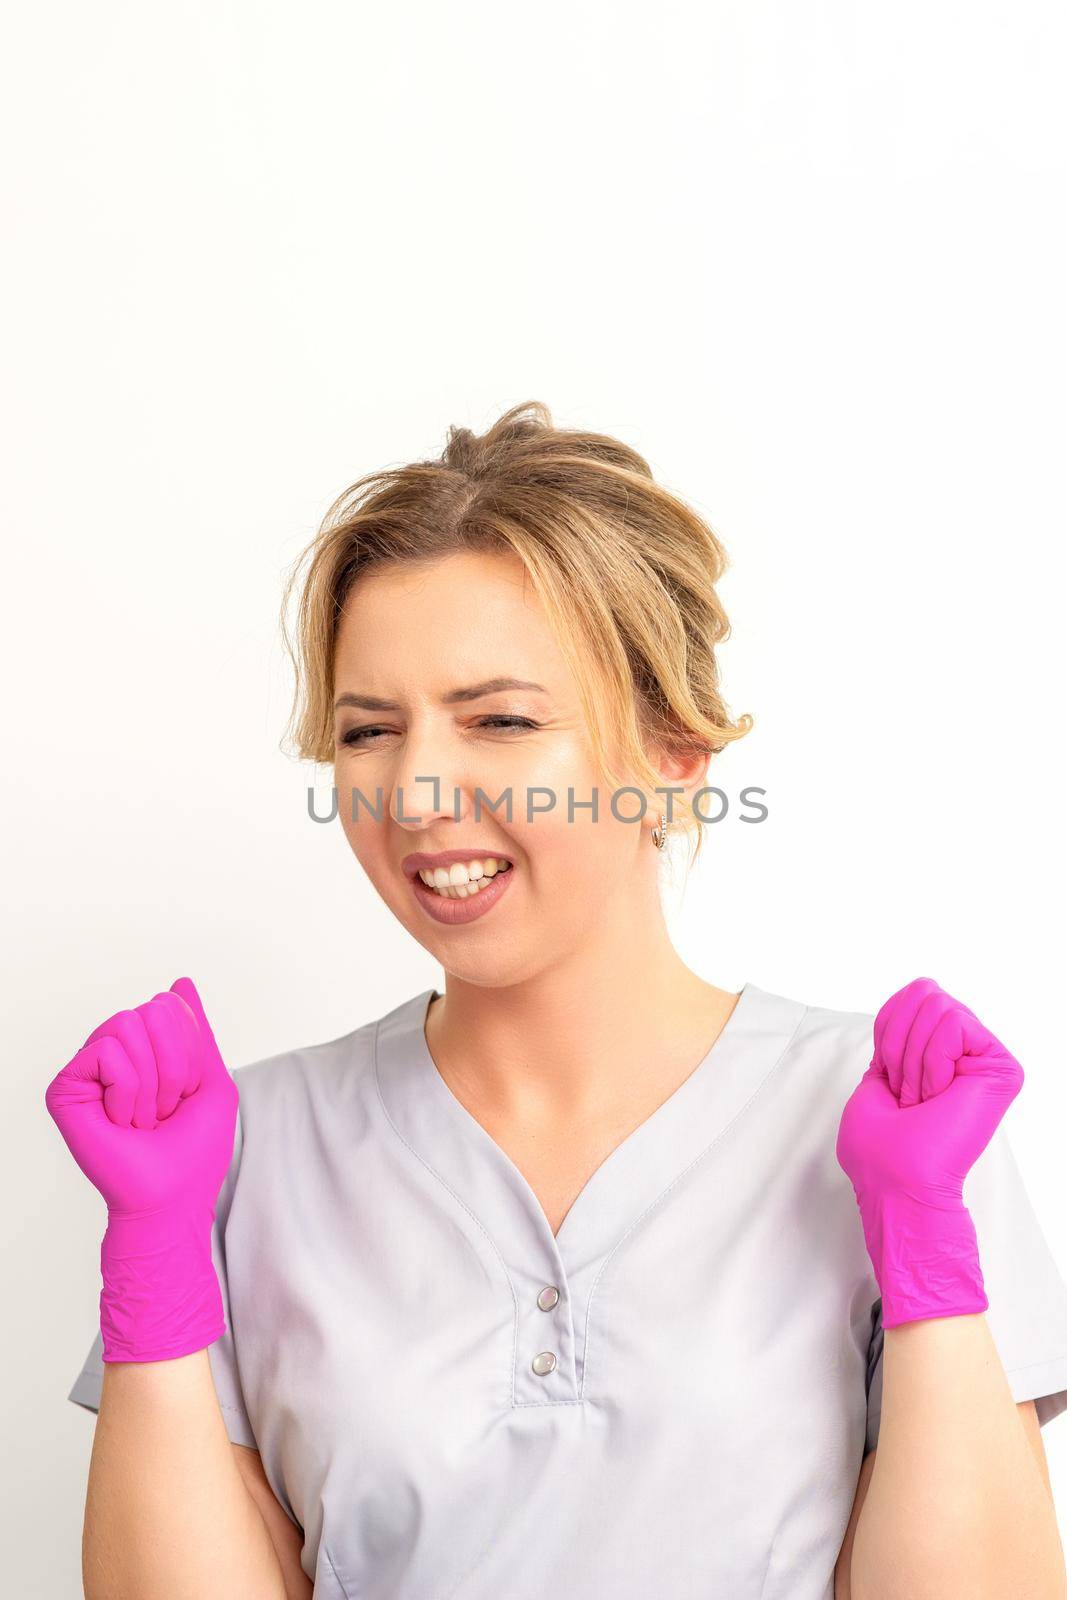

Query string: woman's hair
[279,400,752,873]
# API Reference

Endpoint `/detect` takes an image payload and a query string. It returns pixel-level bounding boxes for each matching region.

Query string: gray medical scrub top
[69,981,1067,1598]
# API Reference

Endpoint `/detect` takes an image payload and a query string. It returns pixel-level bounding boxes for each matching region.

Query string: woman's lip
[409,864,516,925]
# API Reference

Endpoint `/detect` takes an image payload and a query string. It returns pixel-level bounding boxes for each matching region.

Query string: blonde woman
[54,403,1067,1598]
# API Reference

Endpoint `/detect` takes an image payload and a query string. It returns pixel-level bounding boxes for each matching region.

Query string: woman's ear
[648,743,712,823]
[657,742,711,790]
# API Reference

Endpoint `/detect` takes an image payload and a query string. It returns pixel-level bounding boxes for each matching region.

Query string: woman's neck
[424,929,739,1129]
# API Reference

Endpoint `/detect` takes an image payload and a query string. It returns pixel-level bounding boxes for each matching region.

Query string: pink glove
[45,976,239,1363]
[835,976,1024,1329]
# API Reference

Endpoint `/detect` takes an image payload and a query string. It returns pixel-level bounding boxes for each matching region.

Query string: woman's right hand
[45,976,240,1363]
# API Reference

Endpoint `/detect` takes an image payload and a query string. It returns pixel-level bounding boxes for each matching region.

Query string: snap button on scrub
[537,1286,560,1311]
[531,1351,557,1376]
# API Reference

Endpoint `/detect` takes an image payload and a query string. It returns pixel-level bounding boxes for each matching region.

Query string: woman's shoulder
[792,986,876,1042]
[747,978,874,1030]
[746,979,876,1090]
[228,985,429,1105]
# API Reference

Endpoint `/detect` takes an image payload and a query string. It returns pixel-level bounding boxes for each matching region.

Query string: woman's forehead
[335,557,570,693]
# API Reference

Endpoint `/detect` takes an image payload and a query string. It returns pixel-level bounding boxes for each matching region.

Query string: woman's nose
[388,731,474,828]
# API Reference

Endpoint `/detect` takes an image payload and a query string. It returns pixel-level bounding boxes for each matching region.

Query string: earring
[651,812,669,849]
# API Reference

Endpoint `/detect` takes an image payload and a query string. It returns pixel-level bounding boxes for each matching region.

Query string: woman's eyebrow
[333,677,550,712]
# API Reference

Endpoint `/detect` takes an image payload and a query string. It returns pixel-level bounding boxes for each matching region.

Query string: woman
[51,402,1067,1597]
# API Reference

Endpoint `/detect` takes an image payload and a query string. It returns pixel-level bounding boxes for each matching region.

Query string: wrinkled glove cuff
[99,1204,225,1363]
[857,1187,989,1330]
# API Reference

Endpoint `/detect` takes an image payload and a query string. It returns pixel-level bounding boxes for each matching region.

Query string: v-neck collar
[374,981,808,1284]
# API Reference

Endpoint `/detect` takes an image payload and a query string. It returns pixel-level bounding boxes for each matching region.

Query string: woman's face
[331,548,692,985]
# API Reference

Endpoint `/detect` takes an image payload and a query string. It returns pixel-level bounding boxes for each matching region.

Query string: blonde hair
[279,400,753,873]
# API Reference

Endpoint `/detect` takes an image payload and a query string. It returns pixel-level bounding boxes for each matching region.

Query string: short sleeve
[66,1090,258,1450]
[864,1299,884,1455]
[865,1116,1067,1453]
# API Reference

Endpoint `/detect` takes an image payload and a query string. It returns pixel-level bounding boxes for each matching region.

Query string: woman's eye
[338,715,537,748]
[476,716,539,733]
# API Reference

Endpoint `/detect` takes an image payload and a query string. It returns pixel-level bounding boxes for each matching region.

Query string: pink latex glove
[45,976,239,1363]
[835,976,1024,1329]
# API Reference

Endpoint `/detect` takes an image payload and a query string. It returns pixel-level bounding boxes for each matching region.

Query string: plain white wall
[4,2,1065,1592]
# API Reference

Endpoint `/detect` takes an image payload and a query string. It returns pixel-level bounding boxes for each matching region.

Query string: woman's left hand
[835,976,1024,1327]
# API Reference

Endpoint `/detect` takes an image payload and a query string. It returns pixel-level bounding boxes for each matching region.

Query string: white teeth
[417,858,513,897]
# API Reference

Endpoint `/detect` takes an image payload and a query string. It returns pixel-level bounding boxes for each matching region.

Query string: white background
[3,2,1066,1591]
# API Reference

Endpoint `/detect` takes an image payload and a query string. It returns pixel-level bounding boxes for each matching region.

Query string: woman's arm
[835,1404,1052,1598]
[231,1444,314,1599]
[83,1350,288,1600]
[847,1315,1065,1600]
[834,1447,877,1598]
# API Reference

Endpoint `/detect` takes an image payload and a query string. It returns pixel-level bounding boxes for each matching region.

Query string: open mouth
[416,859,514,899]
